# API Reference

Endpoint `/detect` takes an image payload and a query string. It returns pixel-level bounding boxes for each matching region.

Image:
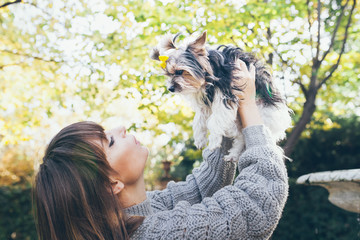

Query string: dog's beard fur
[151,31,292,162]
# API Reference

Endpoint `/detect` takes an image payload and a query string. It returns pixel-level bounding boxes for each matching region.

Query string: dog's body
[151,32,292,161]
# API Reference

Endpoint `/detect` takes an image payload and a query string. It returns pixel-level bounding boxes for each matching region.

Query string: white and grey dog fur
[151,31,292,162]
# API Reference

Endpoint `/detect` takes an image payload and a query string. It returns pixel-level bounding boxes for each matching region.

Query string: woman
[33,60,288,239]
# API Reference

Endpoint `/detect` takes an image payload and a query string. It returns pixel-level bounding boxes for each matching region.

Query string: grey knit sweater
[125,125,289,239]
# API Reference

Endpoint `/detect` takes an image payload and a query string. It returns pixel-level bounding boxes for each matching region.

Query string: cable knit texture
[125,125,288,240]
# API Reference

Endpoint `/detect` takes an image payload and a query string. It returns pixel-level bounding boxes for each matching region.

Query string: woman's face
[104,126,148,185]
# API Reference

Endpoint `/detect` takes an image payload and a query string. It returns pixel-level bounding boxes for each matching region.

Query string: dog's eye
[175,70,184,76]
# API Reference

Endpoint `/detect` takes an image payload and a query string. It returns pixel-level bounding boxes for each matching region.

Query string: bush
[172,115,360,239]
[0,184,36,240]
[287,116,360,178]
[1,116,359,239]
[272,180,359,240]
[273,115,360,239]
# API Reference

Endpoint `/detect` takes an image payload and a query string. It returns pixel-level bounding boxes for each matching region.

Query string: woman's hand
[232,59,256,106]
[232,59,264,128]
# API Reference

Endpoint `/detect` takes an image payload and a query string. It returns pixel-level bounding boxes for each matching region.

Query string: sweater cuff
[242,125,274,149]
[198,138,236,194]
[124,198,153,217]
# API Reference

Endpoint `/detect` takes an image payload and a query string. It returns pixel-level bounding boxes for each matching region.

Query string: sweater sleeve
[132,125,289,240]
[147,137,237,211]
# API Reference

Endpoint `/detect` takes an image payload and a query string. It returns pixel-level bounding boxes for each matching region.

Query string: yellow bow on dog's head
[159,55,169,69]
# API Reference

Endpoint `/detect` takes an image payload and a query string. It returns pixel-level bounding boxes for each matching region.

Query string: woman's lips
[134,136,140,145]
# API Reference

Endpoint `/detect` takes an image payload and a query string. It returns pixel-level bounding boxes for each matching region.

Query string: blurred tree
[0,148,33,186]
[170,139,202,181]
[0,184,36,240]
[273,114,360,240]
[1,1,360,239]
[287,114,360,177]
[280,0,358,155]
[0,0,359,182]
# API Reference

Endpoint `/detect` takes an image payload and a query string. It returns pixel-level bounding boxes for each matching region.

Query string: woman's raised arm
[132,124,288,239]
[146,137,237,211]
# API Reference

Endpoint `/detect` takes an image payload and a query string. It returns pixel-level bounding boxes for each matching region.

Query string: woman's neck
[118,177,147,208]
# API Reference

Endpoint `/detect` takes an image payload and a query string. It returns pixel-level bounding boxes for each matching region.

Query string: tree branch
[0,62,24,70]
[314,0,321,63]
[307,0,314,59]
[242,40,250,49]
[185,27,193,35]
[0,0,21,9]
[22,1,52,17]
[316,0,356,89]
[294,79,308,98]
[265,27,292,67]
[1,49,64,64]
[229,36,239,48]
[265,26,305,95]
[319,0,350,64]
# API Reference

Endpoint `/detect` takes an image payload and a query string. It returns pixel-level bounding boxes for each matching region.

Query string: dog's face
[151,31,213,94]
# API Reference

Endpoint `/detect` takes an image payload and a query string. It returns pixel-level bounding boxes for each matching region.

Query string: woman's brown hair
[32,121,144,240]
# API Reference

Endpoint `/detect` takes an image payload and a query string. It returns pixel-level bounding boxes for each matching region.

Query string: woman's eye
[175,70,184,76]
[109,136,114,147]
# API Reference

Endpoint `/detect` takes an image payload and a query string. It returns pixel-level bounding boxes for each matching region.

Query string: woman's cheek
[108,148,126,172]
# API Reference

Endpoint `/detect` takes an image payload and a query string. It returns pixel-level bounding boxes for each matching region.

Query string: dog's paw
[207,134,222,150]
[224,154,238,162]
[207,140,221,151]
[194,138,207,149]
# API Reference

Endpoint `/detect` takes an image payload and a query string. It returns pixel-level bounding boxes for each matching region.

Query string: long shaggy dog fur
[151,31,292,161]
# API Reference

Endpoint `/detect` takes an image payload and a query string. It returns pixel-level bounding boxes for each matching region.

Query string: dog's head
[151,31,213,94]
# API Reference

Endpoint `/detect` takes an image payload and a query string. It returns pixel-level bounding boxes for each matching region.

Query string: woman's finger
[236,59,248,72]
[233,70,246,79]
[249,63,256,78]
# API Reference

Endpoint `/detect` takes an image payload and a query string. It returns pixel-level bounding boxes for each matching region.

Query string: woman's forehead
[90,135,107,149]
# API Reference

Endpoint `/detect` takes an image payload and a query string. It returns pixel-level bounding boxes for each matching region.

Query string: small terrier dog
[151,31,292,162]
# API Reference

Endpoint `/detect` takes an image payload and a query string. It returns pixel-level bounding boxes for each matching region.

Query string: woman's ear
[111,179,124,195]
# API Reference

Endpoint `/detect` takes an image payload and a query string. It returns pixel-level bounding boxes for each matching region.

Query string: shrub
[273,115,360,239]
[0,184,36,240]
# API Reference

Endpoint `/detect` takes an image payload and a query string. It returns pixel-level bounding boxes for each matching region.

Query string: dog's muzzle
[168,85,175,92]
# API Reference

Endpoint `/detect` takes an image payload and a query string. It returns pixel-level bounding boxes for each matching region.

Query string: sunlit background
[0,0,359,239]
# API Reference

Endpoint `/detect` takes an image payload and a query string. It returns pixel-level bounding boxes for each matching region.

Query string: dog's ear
[150,47,160,61]
[187,31,207,56]
[172,32,181,45]
[159,33,178,51]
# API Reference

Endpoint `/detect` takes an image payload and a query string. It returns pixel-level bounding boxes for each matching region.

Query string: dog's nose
[168,85,175,92]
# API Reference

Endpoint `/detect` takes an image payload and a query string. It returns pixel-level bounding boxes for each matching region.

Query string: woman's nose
[118,126,126,137]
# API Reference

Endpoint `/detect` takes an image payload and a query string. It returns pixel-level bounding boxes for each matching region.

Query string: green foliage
[0,148,34,186]
[272,115,360,239]
[170,139,202,181]
[0,184,36,240]
[0,1,359,238]
[169,115,360,239]
[1,0,359,159]
[287,115,360,178]
[273,181,359,240]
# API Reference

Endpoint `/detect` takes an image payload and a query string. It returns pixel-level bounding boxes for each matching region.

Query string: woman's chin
[140,146,149,160]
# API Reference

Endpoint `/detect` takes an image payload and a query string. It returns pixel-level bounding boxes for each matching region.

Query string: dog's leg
[207,91,236,150]
[223,117,244,162]
[207,111,227,151]
[193,109,209,149]
[224,134,245,162]
[207,125,223,150]
[258,103,293,143]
